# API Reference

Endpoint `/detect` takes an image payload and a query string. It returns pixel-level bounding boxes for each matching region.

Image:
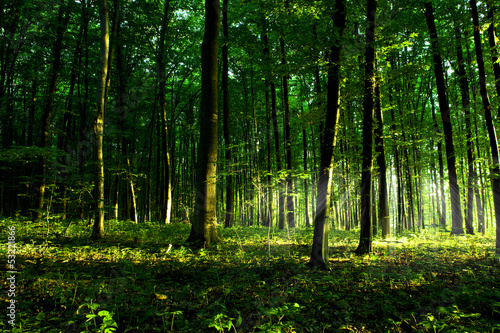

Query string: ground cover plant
[2,217,500,332]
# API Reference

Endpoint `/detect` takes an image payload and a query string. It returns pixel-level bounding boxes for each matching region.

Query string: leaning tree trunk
[187,0,221,246]
[355,0,377,255]
[308,0,346,268]
[425,1,464,235]
[93,0,110,239]
[469,0,500,252]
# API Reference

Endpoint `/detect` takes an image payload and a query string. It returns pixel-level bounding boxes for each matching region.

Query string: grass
[1,217,500,332]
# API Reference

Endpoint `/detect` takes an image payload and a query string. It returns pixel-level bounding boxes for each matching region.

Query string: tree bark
[303,126,311,228]
[93,0,110,239]
[271,79,285,229]
[308,0,346,268]
[261,16,273,227]
[158,0,172,224]
[280,26,295,228]
[455,27,475,234]
[37,0,71,219]
[222,0,234,228]
[487,3,500,118]
[425,1,464,235]
[469,0,500,251]
[187,0,221,246]
[356,0,377,255]
[374,76,389,237]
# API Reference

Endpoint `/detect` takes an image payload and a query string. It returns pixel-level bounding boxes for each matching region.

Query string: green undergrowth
[1,218,500,332]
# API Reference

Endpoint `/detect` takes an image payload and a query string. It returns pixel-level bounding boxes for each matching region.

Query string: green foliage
[77,299,118,333]
[1,218,500,332]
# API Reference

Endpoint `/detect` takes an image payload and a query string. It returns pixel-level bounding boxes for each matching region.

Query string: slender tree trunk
[425,1,464,234]
[93,0,110,239]
[37,1,71,219]
[487,4,500,118]
[303,126,311,227]
[470,0,500,251]
[429,94,447,228]
[187,0,221,246]
[374,77,389,237]
[222,0,233,228]
[356,0,376,255]
[157,0,172,224]
[271,80,285,229]
[125,147,137,223]
[455,27,475,234]
[261,16,273,227]
[389,84,402,233]
[280,34,295,228]
[308,0,346,268]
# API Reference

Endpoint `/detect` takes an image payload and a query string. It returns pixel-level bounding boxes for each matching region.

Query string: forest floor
[1,218,500,333]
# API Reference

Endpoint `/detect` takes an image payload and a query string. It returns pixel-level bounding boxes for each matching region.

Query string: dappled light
[1,219,500,332]
[2,0,500,331]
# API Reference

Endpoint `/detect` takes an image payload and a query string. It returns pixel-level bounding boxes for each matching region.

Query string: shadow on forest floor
[1,218,500,332]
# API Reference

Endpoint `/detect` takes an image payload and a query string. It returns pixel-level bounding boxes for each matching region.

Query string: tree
[424,1,464,235]
[308,0,346,268]
[454,26,475,235]
[186,0,221,246]
[222,0,234,228]
[37,0,71,220]
[303,125,311,228]
[374,77,389,238]
[355,0,377,255]
[487,3,500,118]
[280,2,295,228]
[92,0,110,239]
[158,0,172,224]
[469,0,500,252]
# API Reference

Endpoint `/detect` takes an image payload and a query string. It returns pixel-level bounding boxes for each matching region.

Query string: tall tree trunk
[261,17,273,227]
[222,0,234,228]
[374,76,389,237]
[187,0,221,246]
[308,0,346,268]
[93,0,110,239]
[271,80,285,229]
[280,32,295,228]
[425,1,464,234]
[37,1,71,219]
[303,126,311,228]
[469,0,500,252]
[388,83,403,233]
[455,27,475,234]
[430,94,447,228]
[158,0,172,224]
[487,3,500,118]
[356,0,377,255]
